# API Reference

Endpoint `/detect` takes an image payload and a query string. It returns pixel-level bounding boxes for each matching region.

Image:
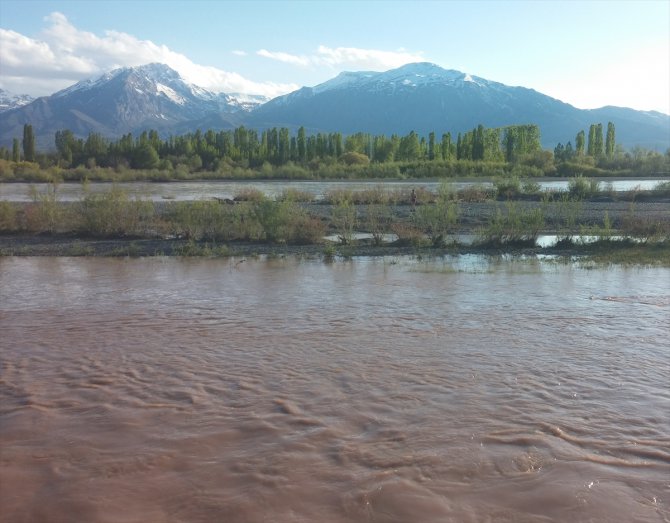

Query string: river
[0,178,666,202]
[1,256,668,522]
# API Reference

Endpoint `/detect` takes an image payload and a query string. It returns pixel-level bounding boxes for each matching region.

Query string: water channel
[0,178,666,202]
[1,256,668,522]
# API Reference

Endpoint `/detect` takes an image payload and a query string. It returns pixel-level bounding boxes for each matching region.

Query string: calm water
[0,178,666,202]
[1,256,669,522]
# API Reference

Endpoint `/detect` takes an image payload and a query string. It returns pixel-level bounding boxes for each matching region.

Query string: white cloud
[0,12,297,98]
[231,50,247,56]
[257,49,311,67]
[256,45,425,71]
[315,46,424,70]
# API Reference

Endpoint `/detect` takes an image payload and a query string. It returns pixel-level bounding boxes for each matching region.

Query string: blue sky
[1,0,669,113]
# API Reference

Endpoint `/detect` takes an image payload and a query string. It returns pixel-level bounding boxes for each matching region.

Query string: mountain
[1,62,668,151]
[248,62,670,150]
[0,63,265,149]
[0,89,34,113]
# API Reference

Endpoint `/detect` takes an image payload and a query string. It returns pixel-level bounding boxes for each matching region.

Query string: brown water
[1,256,669,522]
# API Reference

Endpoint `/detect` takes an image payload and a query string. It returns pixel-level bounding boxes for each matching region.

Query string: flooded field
[1,256,669,522]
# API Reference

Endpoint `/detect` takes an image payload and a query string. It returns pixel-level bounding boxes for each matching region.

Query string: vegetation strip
[1,180,668,264]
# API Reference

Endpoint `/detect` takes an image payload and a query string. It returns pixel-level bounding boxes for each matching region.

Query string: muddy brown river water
[1,256,669,522]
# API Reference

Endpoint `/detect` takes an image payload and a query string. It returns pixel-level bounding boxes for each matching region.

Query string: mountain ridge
[1,62,668,151]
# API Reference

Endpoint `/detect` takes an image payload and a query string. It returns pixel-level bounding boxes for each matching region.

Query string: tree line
[3,120,668,180]
[3,123,543,171]
[553,122,617,162]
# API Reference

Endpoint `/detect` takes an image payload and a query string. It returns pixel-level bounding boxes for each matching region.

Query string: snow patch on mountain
[0,89,34,112]
[306,62,489,96]
[156,83,185,105]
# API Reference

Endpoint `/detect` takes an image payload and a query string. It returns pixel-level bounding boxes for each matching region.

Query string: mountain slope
[0,63,260,149]
[248,62,669,149]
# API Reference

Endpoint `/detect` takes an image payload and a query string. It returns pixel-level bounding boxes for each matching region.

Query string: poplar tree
[297,126,306,162]
[22,124,35,162]
[473,125,485,160]
[594,123,604,157]
[575,130,585,156]
[441,133,452,160]
[605,122,616,157]
[12,138,20,162]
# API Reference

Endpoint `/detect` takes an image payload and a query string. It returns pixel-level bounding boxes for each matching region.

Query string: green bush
[495,175,522,199]
[331,198,357,244]
[568,176,600,200]
[253,200,322,244]
[0,202,18,231]
[478,201,544,246]
[167,200,257,241]
[277,188,315,202]
[78,186,155,237]
[365,204,392,245]
[26,183,65,232]
[414,200,459,246]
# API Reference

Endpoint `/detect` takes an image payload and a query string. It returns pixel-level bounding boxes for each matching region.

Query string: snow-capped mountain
[0,89,34,113]
[249,62,670,149]
[1,62,668,150]
[0,63,263,148]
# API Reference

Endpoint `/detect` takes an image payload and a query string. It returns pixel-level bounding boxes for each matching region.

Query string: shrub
[494,175,522,199]
[324,188,354,205]
[277,188,315,202]
[414,200,459,247]
[253,200,320,244]
[234,187,266,202]
[365,204,392,245]
[167,200,257,241]
[78,186,155,237]
[457,184,493,202]
[26,183,64,232]
[568,176,600,200]
[0,202,18,231]
[553,194,582,242]
[521,178,542,196]
[390,222,425,246]
[331,198,357,244]
[339,151,370,166]
[478,201,544,246]
[621,203,670,243]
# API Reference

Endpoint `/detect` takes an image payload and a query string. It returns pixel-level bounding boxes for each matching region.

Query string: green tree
[594,123,604,157]
[12,138,20,162]
[575,130,585,156]
[441,133,453,160]
[397,131,421,161]
[297,126,306,162]
[472,125,485,160]
[22,124,35,162]
[132,143,159,169]
[278,128,290,164]
[428,132,436,161]
[605,121,616,157]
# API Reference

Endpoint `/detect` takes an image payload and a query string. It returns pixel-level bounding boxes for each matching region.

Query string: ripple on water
[0,257,669,522]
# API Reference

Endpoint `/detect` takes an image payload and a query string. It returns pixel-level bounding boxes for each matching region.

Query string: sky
[0,0,669,113]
